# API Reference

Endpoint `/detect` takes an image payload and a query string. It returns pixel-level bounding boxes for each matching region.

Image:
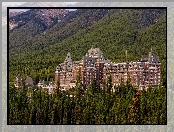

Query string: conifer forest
[8,8,167,125]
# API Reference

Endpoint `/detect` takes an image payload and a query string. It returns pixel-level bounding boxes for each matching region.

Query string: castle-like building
[55,48,161,90]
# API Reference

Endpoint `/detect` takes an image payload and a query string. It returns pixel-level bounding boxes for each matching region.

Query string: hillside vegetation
[9,80,166,124]
[9,9,166,86]
[9,9,112,51]
[9,9,69,49]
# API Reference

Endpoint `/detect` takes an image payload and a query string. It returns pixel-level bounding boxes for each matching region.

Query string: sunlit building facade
[55,48,161,90]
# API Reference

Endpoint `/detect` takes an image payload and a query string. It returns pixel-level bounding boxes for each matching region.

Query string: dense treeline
[9,76,166,124]
[9,9,111,50]
[9,9,166,87]
[9,9,164,54]
[9,9,68,49]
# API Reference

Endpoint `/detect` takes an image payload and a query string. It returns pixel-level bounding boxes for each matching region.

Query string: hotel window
[155,80,157,84]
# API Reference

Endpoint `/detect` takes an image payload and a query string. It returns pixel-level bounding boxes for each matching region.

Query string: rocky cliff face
[9,9,69,30]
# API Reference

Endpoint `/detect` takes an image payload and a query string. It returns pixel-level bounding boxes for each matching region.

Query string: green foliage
[9,9,166,86]
[9,9,110,52]
[9,81,166,124]
[8,9,166,124]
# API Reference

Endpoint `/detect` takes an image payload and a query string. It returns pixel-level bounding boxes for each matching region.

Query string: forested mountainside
[9,9,69,31]
[9,9,112,50]
[9,11,24,18]
[9,9,69,48]
[9,8,166,86]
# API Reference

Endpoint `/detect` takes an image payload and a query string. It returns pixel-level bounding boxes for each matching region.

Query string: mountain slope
[9,9,112,52]
[9,9,164,54]
[9,9,166,85]
[9,9,69,49]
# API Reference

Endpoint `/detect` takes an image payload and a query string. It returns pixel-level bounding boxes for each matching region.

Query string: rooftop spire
[65,52,72,62]
[91,45,94,49]
[125,50,128,62]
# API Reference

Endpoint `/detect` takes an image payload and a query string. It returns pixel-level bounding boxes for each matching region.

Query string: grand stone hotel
[55,48,161,90]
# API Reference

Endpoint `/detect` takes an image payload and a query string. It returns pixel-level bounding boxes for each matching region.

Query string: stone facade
[55,48,161,90]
